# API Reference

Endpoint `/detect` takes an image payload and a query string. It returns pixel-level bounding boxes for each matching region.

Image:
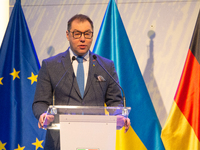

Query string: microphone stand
[93,55,128,117]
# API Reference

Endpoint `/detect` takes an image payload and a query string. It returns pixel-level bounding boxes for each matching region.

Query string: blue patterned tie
[76,56,84,98]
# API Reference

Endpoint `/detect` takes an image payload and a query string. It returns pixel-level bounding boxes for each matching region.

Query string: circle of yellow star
[10,68,20,80]
[0,141,6,150]
[32,138,43,150]
[0,77,3,85]
[14,144,25,150]
[27,72,38,85]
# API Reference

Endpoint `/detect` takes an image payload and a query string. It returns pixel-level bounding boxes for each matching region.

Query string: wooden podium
[44,106,131,150]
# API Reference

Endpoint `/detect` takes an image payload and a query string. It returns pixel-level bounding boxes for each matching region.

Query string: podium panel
[43,106,131,150]
[60,115,116,150]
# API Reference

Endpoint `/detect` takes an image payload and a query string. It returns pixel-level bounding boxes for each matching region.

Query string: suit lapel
[84,52,97,98]
[61,49,82,99]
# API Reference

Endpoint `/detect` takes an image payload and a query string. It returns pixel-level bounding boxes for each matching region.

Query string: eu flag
[0,0,46,149]
[93,0,165,149]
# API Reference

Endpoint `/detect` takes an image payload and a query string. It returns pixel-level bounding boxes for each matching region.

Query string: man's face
[66,19,93,56]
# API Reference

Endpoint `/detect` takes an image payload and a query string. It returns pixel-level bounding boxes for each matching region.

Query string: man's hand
[124,117,130,133]
[117,115,130,133]
[38,113,54,129]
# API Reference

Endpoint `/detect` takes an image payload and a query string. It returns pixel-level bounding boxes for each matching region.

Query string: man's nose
[80,33,86,41]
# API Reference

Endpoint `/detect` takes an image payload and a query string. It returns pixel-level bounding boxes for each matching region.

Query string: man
[32,14,130,150]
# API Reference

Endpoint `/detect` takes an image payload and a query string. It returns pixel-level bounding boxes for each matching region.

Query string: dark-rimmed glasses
[69,30,93,39]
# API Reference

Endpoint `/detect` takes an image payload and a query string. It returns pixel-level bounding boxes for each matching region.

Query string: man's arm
[104,61,123,107]
[101,59,130,132]
[32,60,53,120]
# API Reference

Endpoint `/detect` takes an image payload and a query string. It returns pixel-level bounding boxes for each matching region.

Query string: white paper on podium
[60,115,117,150]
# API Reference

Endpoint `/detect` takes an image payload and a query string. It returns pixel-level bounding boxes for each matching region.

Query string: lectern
[43,106,131,150]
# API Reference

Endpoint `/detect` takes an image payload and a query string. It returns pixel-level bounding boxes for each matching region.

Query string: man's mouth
[79,45,86,49]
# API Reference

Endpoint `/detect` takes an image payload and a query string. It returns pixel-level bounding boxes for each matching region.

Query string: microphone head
[93,55,97,59]
[72,56,76,61]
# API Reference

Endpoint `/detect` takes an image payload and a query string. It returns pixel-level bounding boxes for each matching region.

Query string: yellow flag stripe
[116,126,147,150]
[161,102,200,150]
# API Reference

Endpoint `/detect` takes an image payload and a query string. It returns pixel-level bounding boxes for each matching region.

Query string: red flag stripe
[174,49,200,141]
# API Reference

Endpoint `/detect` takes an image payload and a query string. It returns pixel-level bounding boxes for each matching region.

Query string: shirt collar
[69,47,90,62]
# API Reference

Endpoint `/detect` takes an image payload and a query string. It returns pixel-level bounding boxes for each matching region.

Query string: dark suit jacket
[32,48,123,150]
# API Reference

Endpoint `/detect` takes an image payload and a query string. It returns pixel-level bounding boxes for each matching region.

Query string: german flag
[161,10,200,149]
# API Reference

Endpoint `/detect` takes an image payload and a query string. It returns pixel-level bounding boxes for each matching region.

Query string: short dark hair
[67,14,93,31]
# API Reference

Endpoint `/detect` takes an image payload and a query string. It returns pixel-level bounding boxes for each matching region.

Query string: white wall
[0,0,9,46]
[8,0,200,127]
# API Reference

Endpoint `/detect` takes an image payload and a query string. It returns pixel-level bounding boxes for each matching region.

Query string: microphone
[93,55,126,107]
[52,56,76,107]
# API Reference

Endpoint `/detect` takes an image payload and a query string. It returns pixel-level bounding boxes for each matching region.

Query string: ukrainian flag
[93,0,165,149]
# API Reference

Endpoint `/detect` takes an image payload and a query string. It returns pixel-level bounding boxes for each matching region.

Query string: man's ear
[66,30,69,41]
